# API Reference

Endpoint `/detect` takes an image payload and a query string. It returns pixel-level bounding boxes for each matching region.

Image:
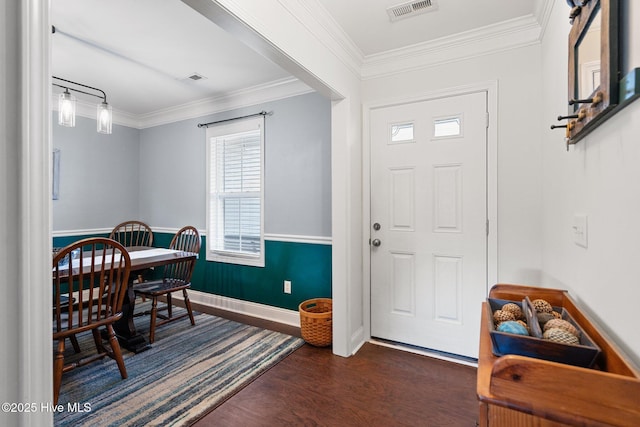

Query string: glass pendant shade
[58,90,76,127]
[53,77,113,135]
[97,101,113,134]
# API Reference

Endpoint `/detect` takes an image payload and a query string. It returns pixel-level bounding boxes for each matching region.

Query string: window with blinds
[206,116,264,267]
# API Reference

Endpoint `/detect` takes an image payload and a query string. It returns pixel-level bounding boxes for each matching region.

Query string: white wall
[541,0,640,365]
[363,44,544,286]
[361,0,640,366]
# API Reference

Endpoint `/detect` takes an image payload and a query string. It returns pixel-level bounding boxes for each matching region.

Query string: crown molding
[276,0,364,79]
[273,1,547,84]
[535,0,556,42]
[135,77,313,129]
[53,77,313,130]
[261,2,545,81]
[361,15,543,80]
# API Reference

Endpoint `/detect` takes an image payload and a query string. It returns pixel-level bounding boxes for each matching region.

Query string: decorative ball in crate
[299,298,332,347]
[543,327,580,345]
[544,319,580,338]
[493,309,515,324]
[487,296,601,368]
[532,298,553,313]
[501,302,523,320]
[497,320,529,336]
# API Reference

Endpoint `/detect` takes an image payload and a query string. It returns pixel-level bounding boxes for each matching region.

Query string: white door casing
[370,90,489,358]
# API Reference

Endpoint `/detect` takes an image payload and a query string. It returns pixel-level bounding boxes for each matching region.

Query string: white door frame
[362,81,498,342]
[6,0,53,425]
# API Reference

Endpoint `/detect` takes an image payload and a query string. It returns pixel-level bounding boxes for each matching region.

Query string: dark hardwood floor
[189,302,479,427]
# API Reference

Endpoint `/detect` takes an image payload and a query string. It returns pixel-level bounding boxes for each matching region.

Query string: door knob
[371,239,381,247]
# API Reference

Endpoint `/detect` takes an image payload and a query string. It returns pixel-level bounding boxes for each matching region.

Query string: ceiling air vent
[387,0,438,22]
[184,73,207,81]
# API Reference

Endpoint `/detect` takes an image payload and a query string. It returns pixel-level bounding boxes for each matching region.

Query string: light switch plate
[573,214,588,248]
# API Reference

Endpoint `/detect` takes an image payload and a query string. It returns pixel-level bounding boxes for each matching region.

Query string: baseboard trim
[188,290,300,328]
[350,325,365,356]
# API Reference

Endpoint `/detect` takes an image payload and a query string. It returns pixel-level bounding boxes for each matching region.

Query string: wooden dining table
[113,246,197,353]
[55,246,197,353]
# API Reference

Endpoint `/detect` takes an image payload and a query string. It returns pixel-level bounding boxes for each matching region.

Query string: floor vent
[387,0,438,22]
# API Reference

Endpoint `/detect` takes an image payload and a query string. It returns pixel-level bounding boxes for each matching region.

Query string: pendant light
[53,76,113,135]
[58,89,76,127]
[97,100,113,134]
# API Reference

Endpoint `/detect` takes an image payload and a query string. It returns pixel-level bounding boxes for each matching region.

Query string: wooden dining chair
[109,220,154,247]
[52,237,131,405]
[133,226,200,343]
[52,246,82,353]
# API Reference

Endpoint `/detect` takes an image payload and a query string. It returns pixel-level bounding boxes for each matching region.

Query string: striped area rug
[54,303,304,426]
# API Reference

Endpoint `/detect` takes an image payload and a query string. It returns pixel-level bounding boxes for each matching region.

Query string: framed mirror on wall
[566,0,619,144]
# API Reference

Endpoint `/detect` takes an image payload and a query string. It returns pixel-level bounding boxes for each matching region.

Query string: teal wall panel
[194,238,332,311]
[53,232,332,312]
[53,233,108,249]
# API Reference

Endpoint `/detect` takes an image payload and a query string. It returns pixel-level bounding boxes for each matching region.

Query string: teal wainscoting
[53,232,332,312]
[53,233,109,249]
[147,233,332,311]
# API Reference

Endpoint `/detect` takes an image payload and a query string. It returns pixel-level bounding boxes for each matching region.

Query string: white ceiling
[319,0,538,56]
[52,0,291,117]
[51,0,542,120]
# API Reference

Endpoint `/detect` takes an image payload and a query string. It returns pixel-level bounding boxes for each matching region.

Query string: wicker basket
[299,298,332,347]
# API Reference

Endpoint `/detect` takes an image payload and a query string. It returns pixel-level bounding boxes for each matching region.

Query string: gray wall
[52,92,332,238]
[138,92,332,237]
[52,113,140,230]
[264,93,332,237]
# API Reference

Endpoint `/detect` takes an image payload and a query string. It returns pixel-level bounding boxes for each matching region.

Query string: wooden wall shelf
[477,284,640,426]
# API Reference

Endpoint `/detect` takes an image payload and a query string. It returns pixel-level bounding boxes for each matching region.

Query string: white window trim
[205,116,265,267]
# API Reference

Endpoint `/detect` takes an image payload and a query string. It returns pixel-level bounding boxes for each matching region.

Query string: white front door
[370,91,488,358]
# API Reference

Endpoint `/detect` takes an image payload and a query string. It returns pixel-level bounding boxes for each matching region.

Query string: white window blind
[206,116,264,267]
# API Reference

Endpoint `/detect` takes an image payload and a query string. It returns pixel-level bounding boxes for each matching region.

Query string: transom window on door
[206,116,265,267]
[433,115,462,138]
[390,122,414,143]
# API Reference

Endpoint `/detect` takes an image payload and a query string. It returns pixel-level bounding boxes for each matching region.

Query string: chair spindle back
[163,226,201,283]
[109,220,153,247]
[52,238,131,335]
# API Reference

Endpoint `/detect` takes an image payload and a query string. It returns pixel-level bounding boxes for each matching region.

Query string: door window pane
[390,123,414,143]
[434,117,461,138]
